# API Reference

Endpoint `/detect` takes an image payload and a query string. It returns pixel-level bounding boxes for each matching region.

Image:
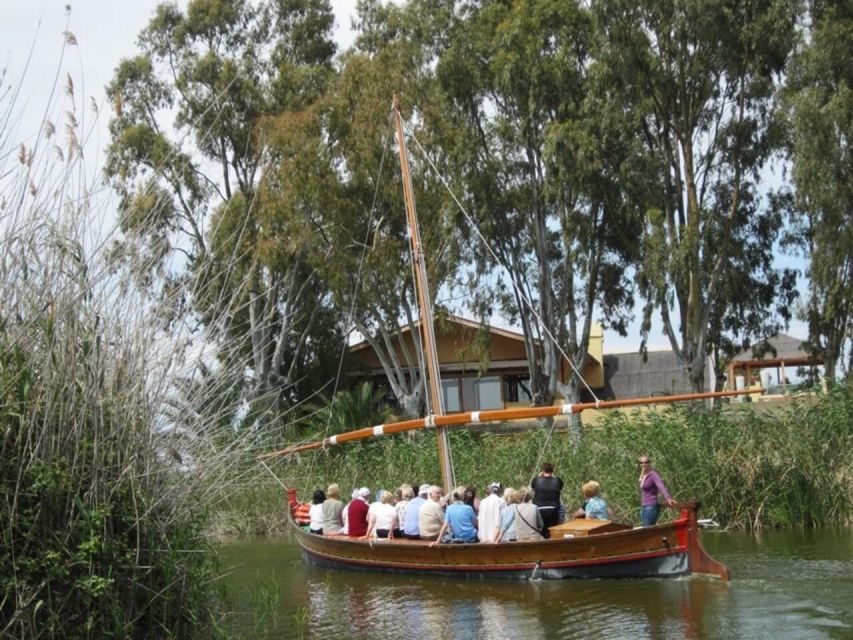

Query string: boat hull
[291,503,727,581]
[301,544,689,580]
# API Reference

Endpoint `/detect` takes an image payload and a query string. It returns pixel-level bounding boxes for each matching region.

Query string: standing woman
[638,456,676,526]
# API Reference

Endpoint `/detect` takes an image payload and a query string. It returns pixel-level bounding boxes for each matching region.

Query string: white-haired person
[346,487,371,538]
[403,484,431,539]
[418,485,445,542]
[477,482,505,543]
[363,490,398,540]
[494,488,519,543]
[394,484,414,538]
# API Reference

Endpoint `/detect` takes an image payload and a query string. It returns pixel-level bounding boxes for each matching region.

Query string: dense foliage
[1,33,221,635]
[0,232,221,637]
[782,0,853,381]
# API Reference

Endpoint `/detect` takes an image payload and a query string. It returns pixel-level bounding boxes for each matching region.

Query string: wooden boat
[285,494,729,580]
[262,96,736,581]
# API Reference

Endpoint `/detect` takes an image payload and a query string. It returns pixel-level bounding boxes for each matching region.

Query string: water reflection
[477,595,543,639]
[220,529,853,639]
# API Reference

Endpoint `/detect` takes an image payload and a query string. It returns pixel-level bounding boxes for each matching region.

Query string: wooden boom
[258,388,757,460]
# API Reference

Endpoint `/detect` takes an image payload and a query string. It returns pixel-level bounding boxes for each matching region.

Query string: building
[345,316,711,413]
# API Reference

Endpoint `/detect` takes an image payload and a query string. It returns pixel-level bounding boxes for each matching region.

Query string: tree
[436,0,641,408]
[259,1,462,417]
[105,0,343,420]
[783,0,853,382]
[705,186,799,386]
[595,0,802,391]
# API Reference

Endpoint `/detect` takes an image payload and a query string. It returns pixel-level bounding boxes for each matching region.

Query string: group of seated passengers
[304,478,612,544]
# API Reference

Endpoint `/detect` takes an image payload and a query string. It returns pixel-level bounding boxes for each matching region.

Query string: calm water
[219,528,853,639]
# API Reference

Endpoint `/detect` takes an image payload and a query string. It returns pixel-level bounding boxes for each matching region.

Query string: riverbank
[213,386,853,537]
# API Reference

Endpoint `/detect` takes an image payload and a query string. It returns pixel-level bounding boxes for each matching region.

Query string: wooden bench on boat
[549,519,632,539]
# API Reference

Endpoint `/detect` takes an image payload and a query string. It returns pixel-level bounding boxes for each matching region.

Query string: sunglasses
[638,461,650,465]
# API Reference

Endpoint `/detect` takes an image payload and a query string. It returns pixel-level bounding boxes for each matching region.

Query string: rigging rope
[407,233,432,416]
[528,418,559,487]
[401,115,601,405]
[321,116,393,434]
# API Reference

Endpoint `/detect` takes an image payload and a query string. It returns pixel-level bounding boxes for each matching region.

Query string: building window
[476,376,502,410]
[460,376,502,411]
[504,375,532,403]
[442,378,461,412]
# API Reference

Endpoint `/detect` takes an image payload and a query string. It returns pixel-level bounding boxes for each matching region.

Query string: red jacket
[347,498,369,537]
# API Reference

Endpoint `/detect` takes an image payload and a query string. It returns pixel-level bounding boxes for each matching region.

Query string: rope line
[528,418,559,486]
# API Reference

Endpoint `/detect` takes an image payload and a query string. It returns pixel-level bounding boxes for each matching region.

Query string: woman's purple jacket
[640,470,671,506]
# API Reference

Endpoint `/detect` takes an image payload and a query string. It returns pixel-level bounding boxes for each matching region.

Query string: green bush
[0,82,223,635]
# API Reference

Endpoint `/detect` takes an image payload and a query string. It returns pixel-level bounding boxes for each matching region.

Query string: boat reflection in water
[296,559,728,639]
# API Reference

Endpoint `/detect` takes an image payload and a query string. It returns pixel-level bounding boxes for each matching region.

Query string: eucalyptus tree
[435,0,641,407]
[594,0,802,391]
[782,0,853,381]
[704,186,799,384]
[260,0,462,417]
[105,0,342,421]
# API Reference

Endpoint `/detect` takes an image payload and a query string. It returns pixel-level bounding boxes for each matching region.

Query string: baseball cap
[488,482,502,493]
[418,484,430,496]
[358,487,371,498]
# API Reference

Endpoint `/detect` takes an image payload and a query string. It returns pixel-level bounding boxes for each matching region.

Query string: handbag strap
[516,506,542,534]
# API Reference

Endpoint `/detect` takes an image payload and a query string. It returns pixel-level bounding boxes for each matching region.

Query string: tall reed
[0,41,224,638]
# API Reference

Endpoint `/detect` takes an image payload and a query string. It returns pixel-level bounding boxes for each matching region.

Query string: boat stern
[679,501,730,581]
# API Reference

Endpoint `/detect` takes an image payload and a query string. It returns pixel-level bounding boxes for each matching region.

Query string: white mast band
[373,425,384,436]
[424,415,436,428]
[471,411,481,423]
[329,435,338,445]
[560,404,573,415]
